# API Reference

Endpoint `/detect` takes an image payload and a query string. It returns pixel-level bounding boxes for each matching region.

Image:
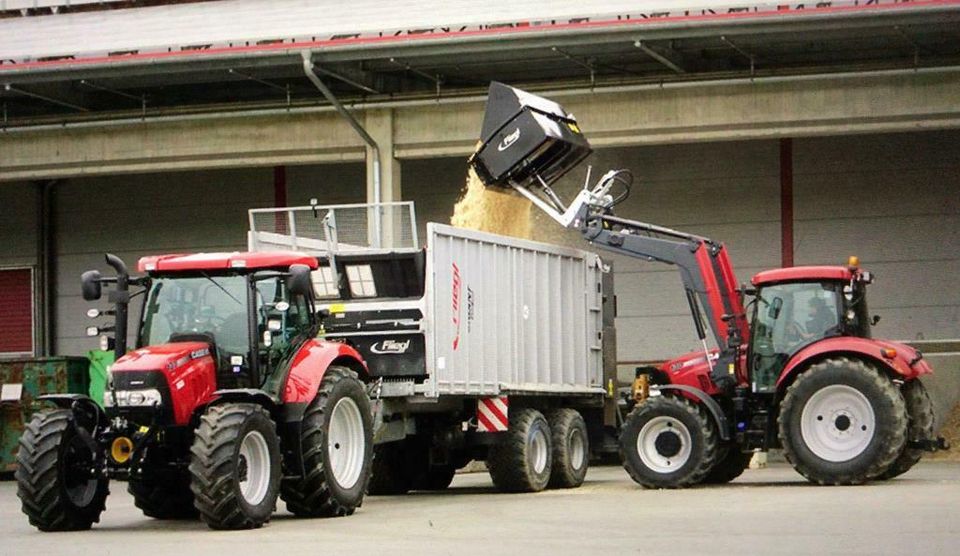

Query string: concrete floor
[2,463,958,556]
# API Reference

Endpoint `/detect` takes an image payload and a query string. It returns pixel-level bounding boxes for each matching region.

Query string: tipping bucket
[469,82,591,189]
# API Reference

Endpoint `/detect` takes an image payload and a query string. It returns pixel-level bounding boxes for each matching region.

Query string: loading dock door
[0,269,33,356]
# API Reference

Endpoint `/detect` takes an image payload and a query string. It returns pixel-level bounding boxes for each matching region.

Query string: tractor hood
[112,341,213,373]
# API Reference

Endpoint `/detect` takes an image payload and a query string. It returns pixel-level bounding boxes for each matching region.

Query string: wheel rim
[569,429,586,471]
[328,397,365,489]
[530,427,548,475]
[636,416,692,473]
[238,431,271,505]
[800,384,876,462]
[62,435,98,507]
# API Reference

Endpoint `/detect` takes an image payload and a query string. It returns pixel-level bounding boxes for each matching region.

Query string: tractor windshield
[749,281,842,393]
[140,274,249,355]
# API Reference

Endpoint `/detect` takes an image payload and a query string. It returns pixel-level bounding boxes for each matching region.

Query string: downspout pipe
[301,51,382,247]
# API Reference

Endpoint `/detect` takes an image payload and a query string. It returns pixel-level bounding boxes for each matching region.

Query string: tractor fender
[36,394,106,430]
[281,339,369,418]
[776,336,931,392]
[211,388,278,408]
[654,384,731,441]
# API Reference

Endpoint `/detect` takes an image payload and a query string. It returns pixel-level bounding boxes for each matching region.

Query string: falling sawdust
[451,167,533,239]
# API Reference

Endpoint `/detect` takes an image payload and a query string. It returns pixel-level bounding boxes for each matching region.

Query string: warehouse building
[1,0,958,374]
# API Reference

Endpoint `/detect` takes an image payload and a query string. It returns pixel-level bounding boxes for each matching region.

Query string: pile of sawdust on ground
[450,167,533,239]
[931,402,960,461]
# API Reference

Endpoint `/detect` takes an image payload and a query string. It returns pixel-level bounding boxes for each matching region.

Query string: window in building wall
[0,268,34,356]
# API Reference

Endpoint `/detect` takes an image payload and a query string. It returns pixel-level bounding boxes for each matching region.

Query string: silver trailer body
[423,223,604,398]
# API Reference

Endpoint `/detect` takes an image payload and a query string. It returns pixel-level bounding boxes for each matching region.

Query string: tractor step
[907,436,949,452]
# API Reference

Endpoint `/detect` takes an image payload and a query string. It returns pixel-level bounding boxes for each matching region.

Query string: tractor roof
[137,252,318,273]
[751,266,854,286]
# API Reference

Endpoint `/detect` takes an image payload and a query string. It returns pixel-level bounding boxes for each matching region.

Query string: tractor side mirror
[768,297,783,319]
[81,270,103,301]
[287,264,314,298]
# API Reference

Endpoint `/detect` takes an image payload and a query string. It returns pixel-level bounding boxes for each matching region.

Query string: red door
[0,269,33,355]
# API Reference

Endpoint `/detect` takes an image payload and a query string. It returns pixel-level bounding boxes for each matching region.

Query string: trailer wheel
[16,410,109,532]
[367,441,414,495]
[619,396,719,489]
[778,357,907,485]
[487,408,553,493]
[878,379,935,480]
[413,465,457,491]
[546,409,589,489]
[190,403,280,529]
[129,451,197,519]
[281,367,374,517]
[702,447,752,484]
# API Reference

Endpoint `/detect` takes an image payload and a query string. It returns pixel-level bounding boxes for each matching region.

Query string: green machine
[0,357,91,474]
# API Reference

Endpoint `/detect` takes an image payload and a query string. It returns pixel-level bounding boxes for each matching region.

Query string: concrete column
[364,108,403,247]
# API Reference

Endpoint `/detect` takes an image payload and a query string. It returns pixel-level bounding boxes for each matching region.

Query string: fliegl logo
[452,263,462,350]
[370,339,411,355]
[497,128,520,151]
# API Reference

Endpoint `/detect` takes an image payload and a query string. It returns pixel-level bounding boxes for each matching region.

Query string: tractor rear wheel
[280,367,373,517]
[129,448,197,519]
[487,408,553,492]
[702,447,752,484]
[16,410,109,531]
[189,403,281,530]
[619,396,720,489]
[546,408,589,489]
[778,357,907,485]
[878,379,935,480]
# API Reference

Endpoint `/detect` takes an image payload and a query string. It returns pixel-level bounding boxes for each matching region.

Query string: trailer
[249,202,617,493]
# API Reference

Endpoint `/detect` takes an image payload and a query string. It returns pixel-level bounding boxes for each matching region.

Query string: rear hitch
[908,436,950,452]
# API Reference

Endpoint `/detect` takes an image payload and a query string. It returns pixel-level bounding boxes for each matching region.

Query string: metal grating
[249,201,418,255]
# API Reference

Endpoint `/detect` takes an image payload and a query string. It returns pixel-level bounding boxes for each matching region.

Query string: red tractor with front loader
[469,82,947,487]
[16,252,375,530]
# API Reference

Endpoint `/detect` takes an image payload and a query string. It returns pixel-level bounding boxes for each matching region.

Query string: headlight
[104,388,163,407]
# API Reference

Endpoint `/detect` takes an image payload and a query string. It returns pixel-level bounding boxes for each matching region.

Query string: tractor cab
[747,259,874,393]
[132,252,319,391]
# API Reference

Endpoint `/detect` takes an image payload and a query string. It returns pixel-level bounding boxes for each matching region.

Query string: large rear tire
[129,448,197,519]
[546,408,589,489]
[778,357,907,485]
[619,396,720,489]
[16,410,109,532]
[878,379,935,480]
[280,367,374,517]
[487,408,553,493]
[189,403,281,530]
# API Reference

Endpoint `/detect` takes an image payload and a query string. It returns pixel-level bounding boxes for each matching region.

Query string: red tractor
[470,82,947,487]
[16,252,375,530]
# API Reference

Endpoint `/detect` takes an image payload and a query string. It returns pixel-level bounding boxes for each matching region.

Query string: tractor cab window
[255,277,311,363]
[749,282,840,393]
[140,275,249,355]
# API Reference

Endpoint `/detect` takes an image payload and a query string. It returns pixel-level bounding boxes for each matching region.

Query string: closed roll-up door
[0,269,33,355]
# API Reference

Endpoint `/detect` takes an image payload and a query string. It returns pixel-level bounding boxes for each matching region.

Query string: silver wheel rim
[238,431,271,505]
[636,416,692,473]
[328,397,365,489]
[530,427,548,474]
[800,384,876,462]
[569,430,586,471]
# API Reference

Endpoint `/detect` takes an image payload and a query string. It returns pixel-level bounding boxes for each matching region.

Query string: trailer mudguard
[777,336,932,390]
[281,339,369,409]
[654,384,731,441]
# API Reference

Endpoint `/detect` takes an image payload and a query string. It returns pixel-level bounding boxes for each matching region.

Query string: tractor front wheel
[619,396,720,489]
[189,403,281,530]
[778,357,907,485]
[280,367,374,517]
[16,410,109,531]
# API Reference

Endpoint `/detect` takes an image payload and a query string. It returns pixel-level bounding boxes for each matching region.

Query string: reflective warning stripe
[477,396,509,432]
